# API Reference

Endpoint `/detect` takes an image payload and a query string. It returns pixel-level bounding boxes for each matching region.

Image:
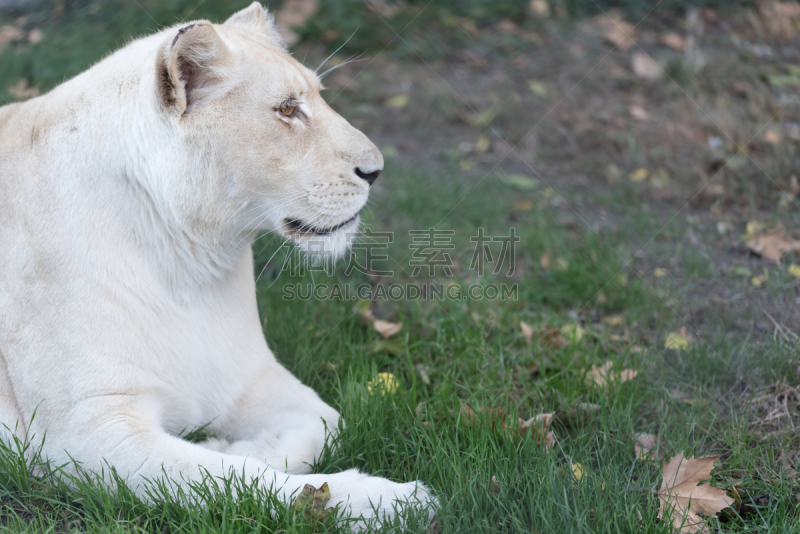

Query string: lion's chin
[284,214,360,260]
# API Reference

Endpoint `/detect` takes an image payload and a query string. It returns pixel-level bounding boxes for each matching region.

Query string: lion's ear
[224,2,285,48]
[157,23,232,116]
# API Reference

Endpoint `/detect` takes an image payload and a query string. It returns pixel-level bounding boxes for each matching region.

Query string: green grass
[2,156,797,532]
[1,1,799,532]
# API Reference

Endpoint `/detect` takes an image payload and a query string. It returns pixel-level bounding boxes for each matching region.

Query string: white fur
[0,2,432,529]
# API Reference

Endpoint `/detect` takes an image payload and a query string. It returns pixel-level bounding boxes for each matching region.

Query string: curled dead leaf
[539,252,551,270]
[634,432,667,461]
[594,13,636,51]
[27,28,43,44]
[356,301,402,338]
[519,412,555,449]
[293,482,333,522]
[0,25,22,49]
[632,52,662,81]
[746,225,800,263]
[758,0,800,41]
[660,32,687,50]
[657,452,733,533]
[373,319,403,339]
[366,0,405,19]
[628,104,651,121]
[519,320,534,344]
[586,361,638,387]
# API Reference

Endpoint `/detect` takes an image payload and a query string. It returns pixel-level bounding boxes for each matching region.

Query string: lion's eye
[281,105,296,117]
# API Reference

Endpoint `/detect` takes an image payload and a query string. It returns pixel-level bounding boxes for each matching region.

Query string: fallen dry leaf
[27,28,43,44]
[519,412,555,449]
[7,79,39,100]
[561,323,584,344]
[475,135,490,153]
[629,167,648,182]
[534,325,568,349]
[529,0,550,17]
[366,0,405,18]
[764,129,782,144]
[527,79,548,97]
[367,372,399,395]
[373,319,403,339]
[356,301,403,338]
[634,432,667,461]
[586,361,638,387]
[491,475,501,494]
[415,364,431,385]
[571,461,584,481]
[386,94,409,108]
[605,164,622,184]
[745,220,768,241]
[515,199,533,211]
[657,452,733,533]
[758,0,800,41]
[0,24,22,49]
[660,32,687,50]
[665,328,692,350]
[594,13,636,51]
[632,52,662,80]
[629,104,651,121]
[275,0,319,45]
[519,320,534,344]
[751,273,769,288]
[293,482,333,522]
[746,225,800,263]
[539,252,551,270]
[602,315,623,326]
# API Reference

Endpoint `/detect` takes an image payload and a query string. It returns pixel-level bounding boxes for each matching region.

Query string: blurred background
[2,2,800,532]
[2,0,797,344]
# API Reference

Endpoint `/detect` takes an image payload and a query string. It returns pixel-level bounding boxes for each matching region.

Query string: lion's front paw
[324,469,436,530]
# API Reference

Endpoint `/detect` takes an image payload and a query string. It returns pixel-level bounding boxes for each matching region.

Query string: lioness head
[154,2,382,261]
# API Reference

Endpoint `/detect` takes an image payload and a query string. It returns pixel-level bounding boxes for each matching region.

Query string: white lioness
[0,2,433,527]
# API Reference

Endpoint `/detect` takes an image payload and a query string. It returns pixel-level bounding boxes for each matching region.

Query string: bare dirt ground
[308,4,800,346]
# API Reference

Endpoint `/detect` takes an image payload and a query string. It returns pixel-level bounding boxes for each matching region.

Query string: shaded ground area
[313,5,800,347]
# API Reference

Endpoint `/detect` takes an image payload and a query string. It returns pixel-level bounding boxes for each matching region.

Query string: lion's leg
[67,396,431,527]
[199,364,340,475]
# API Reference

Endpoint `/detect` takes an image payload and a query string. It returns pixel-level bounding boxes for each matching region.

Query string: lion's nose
[355,167,380,186]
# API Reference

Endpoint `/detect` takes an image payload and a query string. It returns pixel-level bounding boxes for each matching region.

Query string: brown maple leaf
[657,452,733,533]
[746,226,800,263]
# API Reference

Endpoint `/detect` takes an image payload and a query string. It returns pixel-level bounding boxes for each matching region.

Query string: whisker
[315,27,360,75]
[318,53,367,80]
